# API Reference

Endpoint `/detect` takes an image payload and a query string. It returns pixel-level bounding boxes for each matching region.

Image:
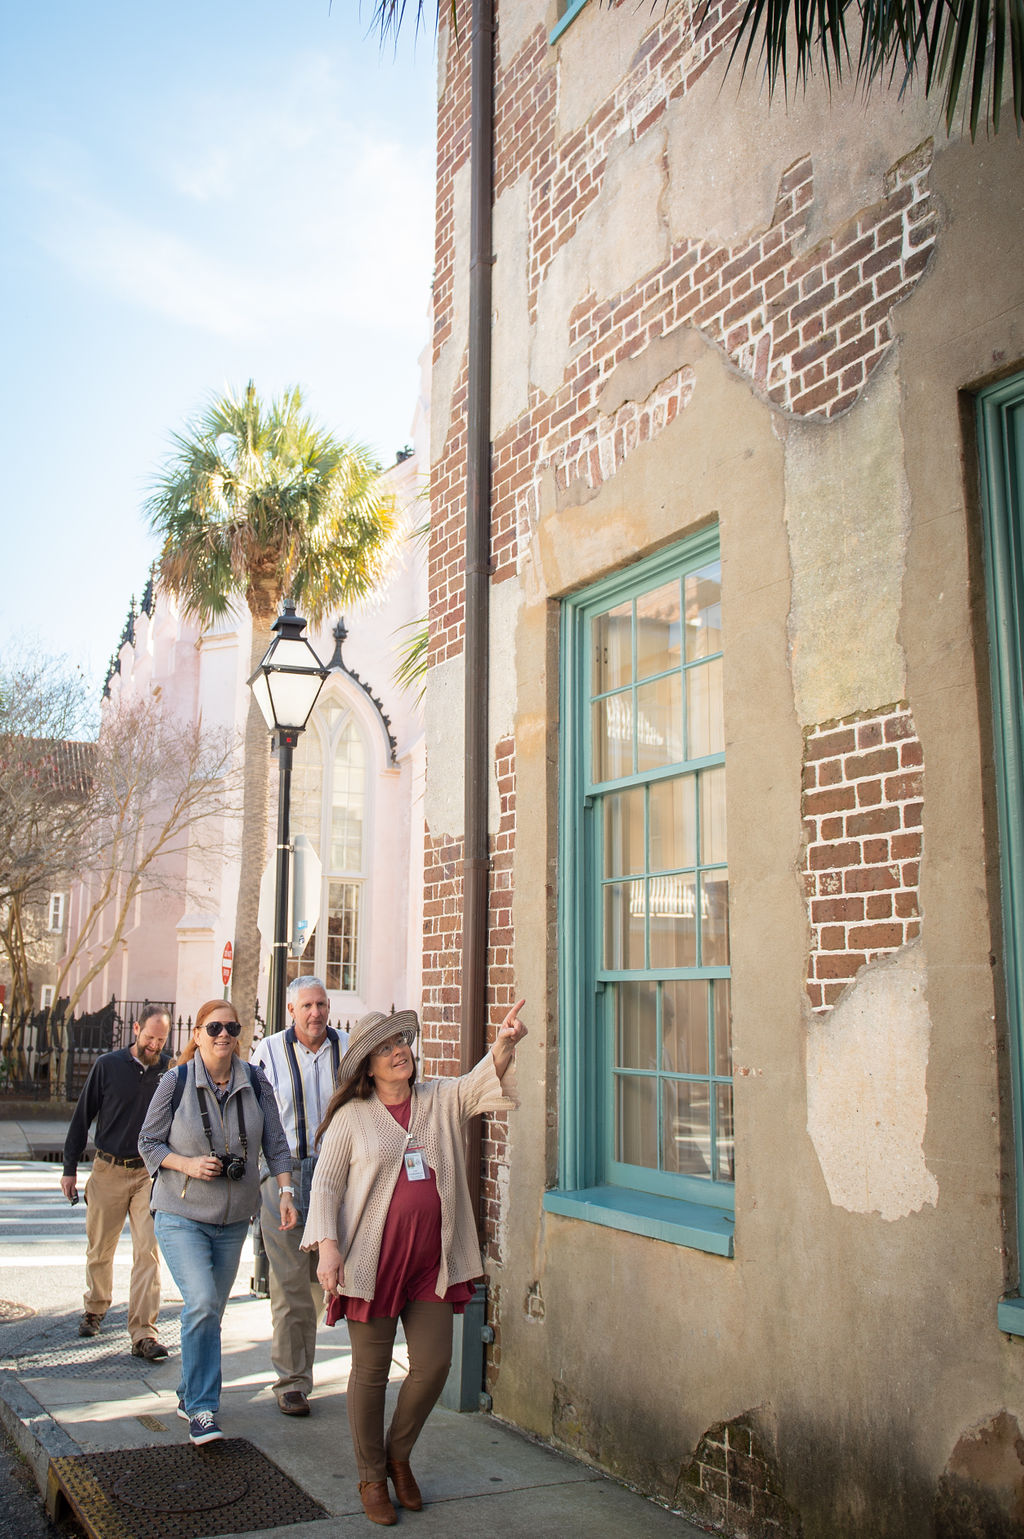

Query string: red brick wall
[802,706,924,1011]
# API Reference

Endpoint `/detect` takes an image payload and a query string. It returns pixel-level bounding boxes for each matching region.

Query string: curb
[0,1372,81,1493]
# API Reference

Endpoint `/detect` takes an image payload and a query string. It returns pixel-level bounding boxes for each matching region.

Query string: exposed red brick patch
[802,704,924,1011]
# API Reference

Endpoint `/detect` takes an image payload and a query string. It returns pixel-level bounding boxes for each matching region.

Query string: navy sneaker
[176,1399,189,1421]
[188,1411,223,1445]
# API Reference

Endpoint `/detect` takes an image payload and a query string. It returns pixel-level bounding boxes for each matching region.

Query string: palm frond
[720,0,1024,135]
[392,617,429,702]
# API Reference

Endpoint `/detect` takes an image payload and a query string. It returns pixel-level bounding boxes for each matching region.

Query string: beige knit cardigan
[300,1052,519,1300]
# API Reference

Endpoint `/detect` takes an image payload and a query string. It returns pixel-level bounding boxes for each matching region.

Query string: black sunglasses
[203,1020,242,1038]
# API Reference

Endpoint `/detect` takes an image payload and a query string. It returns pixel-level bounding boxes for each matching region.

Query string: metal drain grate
[47,1438,328,1539]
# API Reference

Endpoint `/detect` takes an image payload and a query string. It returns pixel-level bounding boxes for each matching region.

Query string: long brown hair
[176,999,243,1065]
[315,1052,418,1147]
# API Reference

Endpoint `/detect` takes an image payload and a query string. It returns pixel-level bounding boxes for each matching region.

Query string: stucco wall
[427,0,1024,1531]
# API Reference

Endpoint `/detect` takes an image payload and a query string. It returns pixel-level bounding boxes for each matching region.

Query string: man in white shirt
[251,976,348,1415]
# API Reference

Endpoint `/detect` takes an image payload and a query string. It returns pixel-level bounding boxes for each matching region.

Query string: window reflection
[604,787,645,878]
[593,602,632,693]
[662,980,709,1075]
[635,580,681,680]
[604,880,646,969]
[593,692,634,781]
[649,776,696,872]
[662,1080,712,1177]
[616,981,658,1069]
[685,562,722,659]
[616,1074,658,1168]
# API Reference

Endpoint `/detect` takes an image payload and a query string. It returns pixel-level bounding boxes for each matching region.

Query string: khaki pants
[260,1171,324,1398]
[83,1157,161,1343]
[346,1301,454,1482]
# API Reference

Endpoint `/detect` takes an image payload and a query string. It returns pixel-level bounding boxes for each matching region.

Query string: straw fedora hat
[338,1008,420,1085]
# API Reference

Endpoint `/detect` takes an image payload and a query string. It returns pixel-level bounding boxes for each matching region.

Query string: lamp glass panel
[250,671,276,730]
[267,636,320,670]
[266,669,325,730]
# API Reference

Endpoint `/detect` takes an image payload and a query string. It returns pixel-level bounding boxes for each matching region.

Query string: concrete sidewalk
[0,1117,75,1161]
[0,1138,706,1537]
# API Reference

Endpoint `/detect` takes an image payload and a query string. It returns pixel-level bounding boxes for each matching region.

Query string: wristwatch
[280,1185,294,1195]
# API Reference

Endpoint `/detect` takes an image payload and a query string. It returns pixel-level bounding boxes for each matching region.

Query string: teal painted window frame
[544,527,735,1257]
[550,0,590,45]
[977,372,1024,1335]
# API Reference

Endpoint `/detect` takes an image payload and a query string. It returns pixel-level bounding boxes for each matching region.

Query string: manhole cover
[112,1460,250,1513]
[0,1299,34,1322]
[48,1439,327,1539]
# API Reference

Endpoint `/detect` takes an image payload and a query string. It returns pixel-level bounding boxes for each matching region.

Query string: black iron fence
[0,996,269,1101]
[0,997,172,1100]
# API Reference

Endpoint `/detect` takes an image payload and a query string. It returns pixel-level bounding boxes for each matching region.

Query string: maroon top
[329,1096,475,1323]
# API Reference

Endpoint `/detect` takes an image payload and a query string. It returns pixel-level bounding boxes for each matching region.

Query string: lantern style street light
[247,600,328,1034]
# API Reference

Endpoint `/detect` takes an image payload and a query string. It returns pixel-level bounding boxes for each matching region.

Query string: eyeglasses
[371,1033,412,1056]
[204,1020,242,1038]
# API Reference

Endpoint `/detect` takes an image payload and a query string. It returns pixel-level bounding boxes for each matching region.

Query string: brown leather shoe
[78,1312,102,1338]
[386,1457,423,1510]
[358,1481,397,1525]
[131,1336,169,1361]
[276,1390,310,1416]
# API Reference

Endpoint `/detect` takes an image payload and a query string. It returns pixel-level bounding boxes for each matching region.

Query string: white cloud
[25,51,435,341]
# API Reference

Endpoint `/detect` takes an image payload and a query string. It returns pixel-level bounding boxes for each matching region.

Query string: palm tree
[148,382,398,1035]
[371,0,1021,136]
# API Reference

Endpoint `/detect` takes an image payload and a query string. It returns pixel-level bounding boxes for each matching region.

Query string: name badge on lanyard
[404,1137,428,1181]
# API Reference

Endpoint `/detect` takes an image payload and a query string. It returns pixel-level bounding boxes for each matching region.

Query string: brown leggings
[346,1300,454,1481]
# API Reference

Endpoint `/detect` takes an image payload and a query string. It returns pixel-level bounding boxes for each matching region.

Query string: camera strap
[196,1085,248,1163]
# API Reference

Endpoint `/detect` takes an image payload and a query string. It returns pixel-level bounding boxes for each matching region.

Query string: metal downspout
[461,0,495,1221]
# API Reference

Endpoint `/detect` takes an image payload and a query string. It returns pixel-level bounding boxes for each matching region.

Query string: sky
[0,1,437,694]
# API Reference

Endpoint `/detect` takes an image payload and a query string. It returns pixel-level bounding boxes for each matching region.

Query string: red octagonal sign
[221,941,233,987]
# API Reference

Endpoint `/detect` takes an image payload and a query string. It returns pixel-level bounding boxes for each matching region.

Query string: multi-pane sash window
[977,372,1024,1334]
[550,527,734,1249]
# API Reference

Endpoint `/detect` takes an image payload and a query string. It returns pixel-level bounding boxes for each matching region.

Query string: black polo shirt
[62,1047,172,1175]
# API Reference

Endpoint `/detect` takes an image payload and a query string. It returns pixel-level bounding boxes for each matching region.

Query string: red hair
[176,999,243,1064]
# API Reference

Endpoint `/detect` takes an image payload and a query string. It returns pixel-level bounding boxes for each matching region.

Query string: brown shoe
[358,1481,397,1525]
[386,1457,423,1510]
[276,1390,310,1417]
[78,1312,102,1338]
[131,1336,169,1361]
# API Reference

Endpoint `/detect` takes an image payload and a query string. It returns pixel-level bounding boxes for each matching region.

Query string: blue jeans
[155,1211,249,1415]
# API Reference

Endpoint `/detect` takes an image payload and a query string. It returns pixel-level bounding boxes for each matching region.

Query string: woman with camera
[139,999,296,1445]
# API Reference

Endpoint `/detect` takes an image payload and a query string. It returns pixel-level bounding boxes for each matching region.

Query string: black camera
[223,1156,246,1181]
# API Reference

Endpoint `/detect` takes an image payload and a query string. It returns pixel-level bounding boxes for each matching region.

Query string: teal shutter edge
[549,0,590,45]
[977,374,1024,1334]
[552,528,734,1255]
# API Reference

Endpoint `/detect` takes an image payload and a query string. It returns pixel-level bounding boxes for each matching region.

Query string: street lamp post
[247,600,328,1035]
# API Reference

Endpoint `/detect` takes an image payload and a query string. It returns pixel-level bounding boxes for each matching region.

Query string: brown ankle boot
[386,1456,423,1510]
[358,1480,397,1525]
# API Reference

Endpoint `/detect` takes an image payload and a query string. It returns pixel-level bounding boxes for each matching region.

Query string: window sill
[998,1297,1024,1336]
[542,1185,734,1256]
